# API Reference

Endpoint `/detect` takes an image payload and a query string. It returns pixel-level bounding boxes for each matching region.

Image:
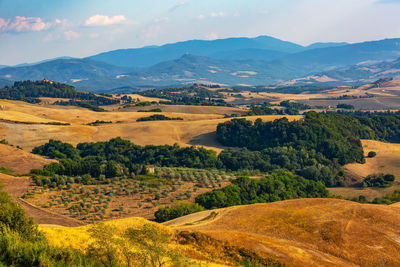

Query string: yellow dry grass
[0,99,302,152]
[40,217,227,267]
[166,199,400,267]
[40,217,167,251]
[0,110,67,124]
[345,140,400,178]
[0,143,56,174]
[118,94,169,103]
[221,88,369,104]
[120,104,248,115]
[330,140,400,200]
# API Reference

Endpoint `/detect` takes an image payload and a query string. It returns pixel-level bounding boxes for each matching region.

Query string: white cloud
[85,15,127,26]
[64,30,80,40]
[0,16,51,33]
[55,18,69,27]
[197,14,206,20]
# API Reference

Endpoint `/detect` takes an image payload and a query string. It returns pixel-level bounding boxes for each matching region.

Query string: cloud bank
[85,15,127,26]
[0,16,51,33]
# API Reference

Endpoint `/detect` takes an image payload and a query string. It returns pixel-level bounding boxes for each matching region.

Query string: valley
[2,33,400,266]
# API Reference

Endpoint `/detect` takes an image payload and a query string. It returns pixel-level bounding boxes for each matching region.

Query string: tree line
[0,80,119,107]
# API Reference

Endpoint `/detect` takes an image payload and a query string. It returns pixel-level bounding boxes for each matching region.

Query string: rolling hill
[0,98,301,152]
[166,199,400,266]
[0,143,56,174]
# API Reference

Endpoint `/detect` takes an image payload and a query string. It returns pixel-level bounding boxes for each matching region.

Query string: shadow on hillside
[188,131,226,150]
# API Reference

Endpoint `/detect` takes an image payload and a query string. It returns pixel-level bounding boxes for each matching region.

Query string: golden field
[166,199,400,267]
[330,140,400,200]
[0,143,56,174]
[0,99,302,152]
[39,216,274,266]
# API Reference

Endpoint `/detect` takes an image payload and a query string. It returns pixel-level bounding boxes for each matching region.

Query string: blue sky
[1,0,400,65]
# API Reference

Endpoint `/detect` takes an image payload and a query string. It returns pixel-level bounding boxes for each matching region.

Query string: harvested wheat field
[119,104,248,115]
[0,143,56,174]
[330,140,400,200]
[166,198,400,267]
[0,100,302,152]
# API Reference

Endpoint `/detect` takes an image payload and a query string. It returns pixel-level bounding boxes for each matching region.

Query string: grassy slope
[330,140,400,200]
[40,217,276,266]
[0,99,302,152]
[0,143,56,174]
[166,199,400,267]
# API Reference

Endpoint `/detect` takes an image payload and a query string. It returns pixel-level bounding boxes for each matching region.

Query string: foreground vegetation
[0,186,98,266]
[1,184,283,266]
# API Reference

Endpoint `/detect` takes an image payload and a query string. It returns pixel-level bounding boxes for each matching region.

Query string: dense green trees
[280,100,311,110]
[32,138,222,179]
[0,80,119,106]
[216,112,400,186]
[217,112,371,165]
[363,173,395,188]
[195,170,329,209]
[136,114,183,122]
[139,85,232,106]
[337,103,355,109]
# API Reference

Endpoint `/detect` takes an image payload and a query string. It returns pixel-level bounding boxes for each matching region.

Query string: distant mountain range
[0,36,399,92]
[87,36,308,68]
[287,58,400,86]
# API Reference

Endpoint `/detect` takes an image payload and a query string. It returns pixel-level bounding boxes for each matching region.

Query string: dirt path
[0,174,84,227]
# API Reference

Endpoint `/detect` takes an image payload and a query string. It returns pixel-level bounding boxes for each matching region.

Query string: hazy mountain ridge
[1,36,400,92]
[286,58,400,86]
[86,35,305,68]
[0,59,133,87]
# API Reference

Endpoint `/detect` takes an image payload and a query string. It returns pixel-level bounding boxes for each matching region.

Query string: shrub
[364,173,395,188]
[368,151,377,158]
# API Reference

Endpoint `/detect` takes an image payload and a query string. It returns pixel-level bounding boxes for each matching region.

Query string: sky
[1,0,400,65]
